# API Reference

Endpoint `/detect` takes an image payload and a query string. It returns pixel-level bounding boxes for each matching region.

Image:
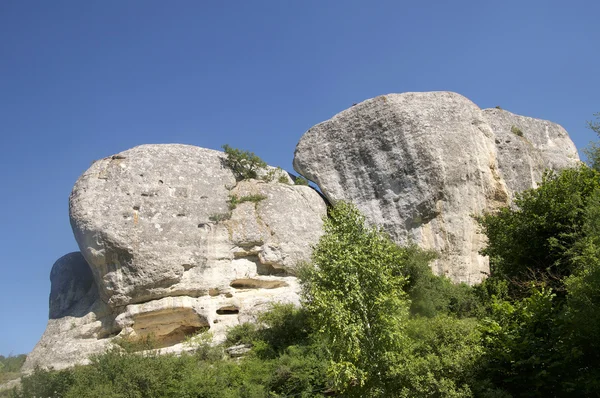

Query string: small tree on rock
[222,144,267,180]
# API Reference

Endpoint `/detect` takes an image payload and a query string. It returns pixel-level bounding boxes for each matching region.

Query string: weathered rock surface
[294,92,579,283]
[49,252,98,319]
[483,108,579,199]
[25,252,115,371]
[25,144,326,371]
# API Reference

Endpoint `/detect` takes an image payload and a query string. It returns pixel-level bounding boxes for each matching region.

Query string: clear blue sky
[0,0,598,356]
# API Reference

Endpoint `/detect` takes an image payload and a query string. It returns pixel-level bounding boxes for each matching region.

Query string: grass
[209,212,231,223]
[228,194,267,210]
[294,176,309,186]
[511,125,524,137]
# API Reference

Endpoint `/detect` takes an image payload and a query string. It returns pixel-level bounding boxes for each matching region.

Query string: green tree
[301,201,417,396]
[392,316,484,397]
[475,161,600,395]
[584,112,600,171]
[478,288,564,396]
[477,165,600,296]
[222,144,267,180]
[557,188,600,393]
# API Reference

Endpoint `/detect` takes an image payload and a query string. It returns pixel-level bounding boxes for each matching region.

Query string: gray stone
[24,252,114,371]
[49,252,97,319]
[483,108,579,200]
[294,92,579,283]
[226,344,252,358]
[27,144,326,370]
[229,180,327,273]
[69,145,237,307]
[23,293,115,371]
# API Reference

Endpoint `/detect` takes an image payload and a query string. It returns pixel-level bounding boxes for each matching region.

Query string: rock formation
[25,144,327,370]
[482,107,580,199]
[26,91,581,371]
[293,92,579,283]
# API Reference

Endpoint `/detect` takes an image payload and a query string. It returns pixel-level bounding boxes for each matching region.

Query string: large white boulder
[293,92,579,283]
[25,144,326,370]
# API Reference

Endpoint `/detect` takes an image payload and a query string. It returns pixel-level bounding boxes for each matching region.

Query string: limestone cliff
[293,92,579,284]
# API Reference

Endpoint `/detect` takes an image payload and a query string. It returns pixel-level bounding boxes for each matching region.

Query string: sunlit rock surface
[294,92,579,284]
[25,144,326,371]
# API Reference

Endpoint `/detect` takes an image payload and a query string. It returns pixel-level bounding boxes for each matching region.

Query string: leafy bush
[222,144,267,180]
[261,167,277,182]
[12,366,75,398]
[266,345,328,397]
[257,303,311,354]
[390,315,484,397]
[477,165,600,296]
[473,163,600,396]
[112,334,157,353]
[409,273,486,319]
[208,212,231,223]
[477,288,563,397]
[584,112,600,172]
[0,354,26,384]
[225,322,260,347]
[301,201,417,395]
[225,303,312,358]
[262,166,290,184]
[0,355,25,374]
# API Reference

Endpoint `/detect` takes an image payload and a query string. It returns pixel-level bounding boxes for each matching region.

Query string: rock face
[25,253,114,371]
[25,144,327,371]
[293,92,579,283]
[49,252,98,319]
[482,108,579,199]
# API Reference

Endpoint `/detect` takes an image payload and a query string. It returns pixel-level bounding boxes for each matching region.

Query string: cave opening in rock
[129,307,210,349]
[230,278,288,289]
[216,305,239,315]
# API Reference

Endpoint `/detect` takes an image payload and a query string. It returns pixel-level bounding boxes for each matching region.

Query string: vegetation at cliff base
[7,156,600,396]
[584,112,600,172]
[0,355,26,384]
[4,203,487,397]
[474,163,600,396]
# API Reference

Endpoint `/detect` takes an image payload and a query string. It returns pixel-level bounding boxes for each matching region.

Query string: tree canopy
[477,165,600,296]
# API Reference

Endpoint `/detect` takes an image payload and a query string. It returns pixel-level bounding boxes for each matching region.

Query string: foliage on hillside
[0,355,26,385]
[477,165,600,297]
[474,163,600,396]
[299,202,483,396]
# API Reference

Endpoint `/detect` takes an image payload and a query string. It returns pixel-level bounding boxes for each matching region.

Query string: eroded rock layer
[293,92,579,283]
